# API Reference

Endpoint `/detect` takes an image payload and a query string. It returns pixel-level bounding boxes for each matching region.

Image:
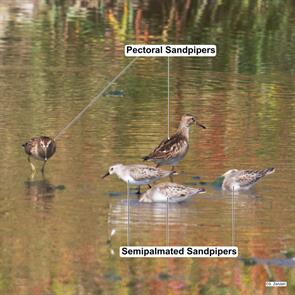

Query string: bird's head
[102,164,123,178]
[180,114,206,129]
[222,169,239,177]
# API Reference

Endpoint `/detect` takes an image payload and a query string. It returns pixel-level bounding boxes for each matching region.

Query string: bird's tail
[261,167,275,176]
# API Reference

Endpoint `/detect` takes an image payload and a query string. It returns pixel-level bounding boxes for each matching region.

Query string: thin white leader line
[166,197,169,246]
[127,182,130,246]
[232,186,235,246]
[166,56,170,246]
[54,57,138,140]
[167,56,170,139]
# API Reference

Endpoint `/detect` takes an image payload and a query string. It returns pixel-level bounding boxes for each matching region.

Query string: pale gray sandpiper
[139,182,206,203]
[22,136,56,174]
[143,114,206,171]
[221,168,275,191]
[102,164,176,194]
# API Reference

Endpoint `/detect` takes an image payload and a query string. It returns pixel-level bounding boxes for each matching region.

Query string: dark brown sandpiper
[22,136,56,174]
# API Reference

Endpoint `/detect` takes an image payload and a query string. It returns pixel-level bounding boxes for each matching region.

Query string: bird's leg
[169,170,175,183]
[28,156,36,173]
[156,163,160,168]
[136,186,141,195]
[145,184,152,191]
[27,156,36,179]
[171,166,175,172]
[41,160,47,175]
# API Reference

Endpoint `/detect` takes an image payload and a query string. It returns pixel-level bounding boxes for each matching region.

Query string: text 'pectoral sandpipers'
[22,136,56,174]
[102,164,176,194]
[143,114,206,171]
[221,168,275,191]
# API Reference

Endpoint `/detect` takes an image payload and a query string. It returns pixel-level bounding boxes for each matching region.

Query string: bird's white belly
[229,183,241,191]
[150,191,169,202]
[150,191,187,203]
[234,184,240,191]
[171,148,188,165]
[30,145,44,161]
[156,154,185,166]
[223,180,241,191]
[121,175,153,185]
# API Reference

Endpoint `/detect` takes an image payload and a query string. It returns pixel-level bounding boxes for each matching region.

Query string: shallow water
[0,1,295,294]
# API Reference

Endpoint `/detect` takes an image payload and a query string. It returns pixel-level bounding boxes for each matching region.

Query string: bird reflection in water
[24,177,65,206]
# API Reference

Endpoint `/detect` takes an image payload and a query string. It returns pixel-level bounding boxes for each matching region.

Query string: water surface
[0,1,295,294]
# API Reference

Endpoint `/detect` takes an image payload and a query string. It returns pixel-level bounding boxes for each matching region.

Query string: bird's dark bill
[102,172,110,179]
[196,122,206,129]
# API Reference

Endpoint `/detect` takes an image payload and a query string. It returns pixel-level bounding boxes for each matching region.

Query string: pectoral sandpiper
[143,114,206,170]
[22,136,56,174]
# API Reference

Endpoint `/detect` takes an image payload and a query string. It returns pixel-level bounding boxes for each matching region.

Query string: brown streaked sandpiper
[143,114,206,171]
[22,136,56,174]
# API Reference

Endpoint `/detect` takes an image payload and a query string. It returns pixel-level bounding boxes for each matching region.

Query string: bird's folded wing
[129,167,158,181]
[237,170,262,187]
[159,184,187,198]
[148,135,188,159]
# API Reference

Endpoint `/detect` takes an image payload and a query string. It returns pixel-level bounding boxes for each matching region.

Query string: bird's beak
[196,121,206,129]
[102,171,110,179]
